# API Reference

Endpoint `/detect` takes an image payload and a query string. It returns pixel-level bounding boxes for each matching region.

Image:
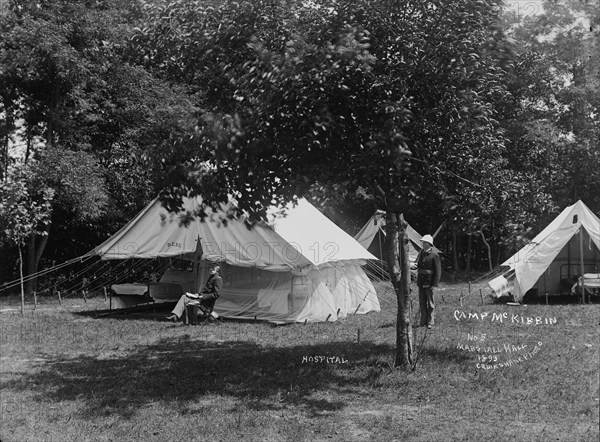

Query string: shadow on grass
[72,302,176,322]
[1,337,430,420]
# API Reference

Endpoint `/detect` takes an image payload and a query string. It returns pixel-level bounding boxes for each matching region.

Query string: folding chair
[184,297,219,326]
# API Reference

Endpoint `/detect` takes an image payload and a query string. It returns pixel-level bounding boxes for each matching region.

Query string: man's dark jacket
[416,249,442,288]
[201,273,223,300]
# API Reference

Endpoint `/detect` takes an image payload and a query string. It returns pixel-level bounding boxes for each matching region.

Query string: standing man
[413,234,441,329]
[166,262,223,322]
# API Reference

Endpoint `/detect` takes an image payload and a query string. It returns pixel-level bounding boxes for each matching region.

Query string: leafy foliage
[134,0,511,228]
[0,166,54,247]
[0,0,200,278]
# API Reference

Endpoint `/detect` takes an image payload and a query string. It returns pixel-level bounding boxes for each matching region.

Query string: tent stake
[57,291,62,306]
[103,286,108,302]
[33,291,37,310]
[459,291,463,307]
[326,313,331,322]
[357,328,361,344]
[479,289,484,306]
[354,304,362,315]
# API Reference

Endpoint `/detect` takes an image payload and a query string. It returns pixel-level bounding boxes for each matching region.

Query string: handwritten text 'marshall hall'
[453,310,557,325]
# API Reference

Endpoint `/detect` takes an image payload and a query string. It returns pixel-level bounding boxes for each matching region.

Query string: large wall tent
[354,210,439,263]
[488,200,600,301]
[90,196,380,323]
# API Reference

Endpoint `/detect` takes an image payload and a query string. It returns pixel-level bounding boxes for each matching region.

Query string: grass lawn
[1,281,598,441]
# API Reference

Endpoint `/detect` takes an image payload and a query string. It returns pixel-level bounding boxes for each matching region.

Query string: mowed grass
[0,281,598,442]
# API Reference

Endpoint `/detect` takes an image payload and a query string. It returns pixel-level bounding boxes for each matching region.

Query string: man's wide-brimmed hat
[421,234,434,246]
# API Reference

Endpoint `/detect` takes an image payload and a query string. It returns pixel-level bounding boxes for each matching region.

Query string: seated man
[166,263,223,322]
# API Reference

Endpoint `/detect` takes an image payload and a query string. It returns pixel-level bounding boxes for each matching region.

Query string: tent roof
[269,199,377,266]
[502,200,600,267]
[90,196,376,271]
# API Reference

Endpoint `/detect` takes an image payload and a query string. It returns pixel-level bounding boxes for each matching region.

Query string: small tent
[354,210,439,263]
[89,196,380,323]
[488,200,600,300]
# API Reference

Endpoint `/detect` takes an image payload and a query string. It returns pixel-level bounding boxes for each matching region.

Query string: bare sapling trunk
[386,211,414,368]
[479,230,493,272]
[451,226,459,281]
[465,233,472,274]
[18,244,25,316]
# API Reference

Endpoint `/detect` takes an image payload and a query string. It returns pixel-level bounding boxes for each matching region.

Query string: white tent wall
[212,260,379,323]
[325,263,380,316]
[528,227,599,296]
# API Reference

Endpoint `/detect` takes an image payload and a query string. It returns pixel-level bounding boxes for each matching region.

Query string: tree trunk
[46,83,61,149]
[1,93,14,181]
[25,123,33,165]
[26,225,51,296]
[465,233,472,274]
[451,225,459,279]
[386,211,414,369]
[19,244,25,316]
[479,230,493,272]
[496,244,503,268]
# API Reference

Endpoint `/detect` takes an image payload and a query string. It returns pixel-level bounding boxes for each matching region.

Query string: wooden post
[57,290,62,306]
[579,228,586,304]
[33,291,37,310]
[545,291,548,306]
[459,291,463,307]
[433,223,445,239]
[377,222,384,263]
[357,328,361,344]
[103,286,108,302]
[468,281,471,297]
[290,276,294,313]
[479,289,484,306]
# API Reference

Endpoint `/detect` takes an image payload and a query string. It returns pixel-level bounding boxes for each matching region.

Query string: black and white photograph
[0,0,598,441]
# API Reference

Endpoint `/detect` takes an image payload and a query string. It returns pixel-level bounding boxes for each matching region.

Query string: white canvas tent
[488,200,600,300]
[354,210,439,263]
[90,196,380,323]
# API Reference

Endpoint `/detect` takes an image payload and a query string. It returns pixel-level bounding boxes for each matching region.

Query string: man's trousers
[418,286,435,327]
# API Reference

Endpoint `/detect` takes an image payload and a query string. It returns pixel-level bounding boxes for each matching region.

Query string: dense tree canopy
[0,0,198,291]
